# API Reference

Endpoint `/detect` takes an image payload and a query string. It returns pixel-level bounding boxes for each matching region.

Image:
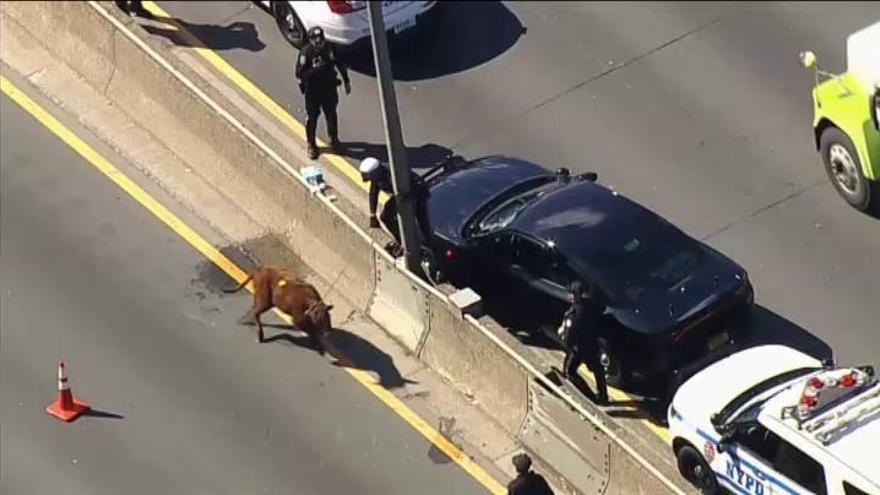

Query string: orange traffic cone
[45,361,90,422]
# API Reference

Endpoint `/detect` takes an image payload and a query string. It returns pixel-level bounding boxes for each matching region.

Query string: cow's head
[305,300,334,336]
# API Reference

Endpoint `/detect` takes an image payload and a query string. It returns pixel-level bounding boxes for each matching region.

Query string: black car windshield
[567,218,707,303]
[470,179,557,235]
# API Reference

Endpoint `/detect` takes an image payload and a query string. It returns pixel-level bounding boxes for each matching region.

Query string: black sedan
[414,155,754,391]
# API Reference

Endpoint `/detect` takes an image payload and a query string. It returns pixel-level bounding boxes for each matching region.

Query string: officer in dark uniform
[507,453,554,495]
[359,157,430,256]
[561,280,609,405]
[295,26,350,160]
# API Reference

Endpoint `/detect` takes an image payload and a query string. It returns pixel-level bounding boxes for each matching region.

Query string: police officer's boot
[308,144,319,160]
[327,110,341,151]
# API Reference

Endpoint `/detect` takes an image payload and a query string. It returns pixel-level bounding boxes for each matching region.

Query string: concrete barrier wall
[419,297,530,435]
[1,1,115,91]
[367,252,429,352]
[0,3,687,493]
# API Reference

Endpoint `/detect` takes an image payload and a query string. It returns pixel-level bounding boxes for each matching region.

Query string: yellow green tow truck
[800,21,880,214]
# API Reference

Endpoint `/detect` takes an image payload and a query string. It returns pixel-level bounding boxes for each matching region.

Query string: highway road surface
[150,1,880,369]
[0,83,487,495]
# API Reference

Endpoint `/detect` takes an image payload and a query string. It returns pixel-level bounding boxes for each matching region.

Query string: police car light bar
[810,385,880,446]
[780,368,875,428]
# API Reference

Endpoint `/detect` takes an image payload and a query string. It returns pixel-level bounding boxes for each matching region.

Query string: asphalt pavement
[0,88,487,494]
[151,1,880,369]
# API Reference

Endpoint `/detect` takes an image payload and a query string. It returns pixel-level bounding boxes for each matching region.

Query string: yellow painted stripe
[142,1,389,205]
[577,365,672,444]
[141,0,671,448]
[1,75,504,494]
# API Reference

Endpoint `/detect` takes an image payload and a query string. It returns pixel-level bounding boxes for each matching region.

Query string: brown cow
[223,266,333,351]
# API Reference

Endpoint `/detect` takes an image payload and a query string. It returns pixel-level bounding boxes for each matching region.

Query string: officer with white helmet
[359,157,429,256]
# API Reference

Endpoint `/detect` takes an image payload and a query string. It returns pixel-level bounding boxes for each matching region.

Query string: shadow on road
[82,408,125,420]
[342,1,526,81]
[743,305,833,362]
[228,308,417,390]
[326,327,418,390]
[142,16,266,52]
[334,142,455,172]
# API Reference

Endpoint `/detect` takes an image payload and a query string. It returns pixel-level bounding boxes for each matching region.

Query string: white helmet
[359,157,381,175]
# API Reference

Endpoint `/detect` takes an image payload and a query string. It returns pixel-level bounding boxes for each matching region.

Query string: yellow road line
[142,1,389,205]
[576,365,672,444]
[1,75,505,494]
[141,0,673,447]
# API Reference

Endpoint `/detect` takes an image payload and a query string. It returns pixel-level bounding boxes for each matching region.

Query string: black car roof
[509,180,706,296]
[510,180,669,247]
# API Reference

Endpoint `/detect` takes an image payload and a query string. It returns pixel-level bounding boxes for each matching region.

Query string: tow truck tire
[676,444,719,494]
[274,2,306,49]
[820,127,872,212]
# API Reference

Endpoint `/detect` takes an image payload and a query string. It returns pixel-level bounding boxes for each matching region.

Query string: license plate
[707,332,729,351]
[392,17,416,34]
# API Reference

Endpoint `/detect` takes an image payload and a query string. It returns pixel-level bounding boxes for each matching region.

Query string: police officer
[359,157,430,256]
[295,26,350,160]
[561,280,609,405]
[507,453,554,495]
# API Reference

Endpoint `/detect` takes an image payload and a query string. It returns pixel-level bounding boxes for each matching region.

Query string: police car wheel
[676,445,718,494]
[274,3,306,48]
[820,127,871,211]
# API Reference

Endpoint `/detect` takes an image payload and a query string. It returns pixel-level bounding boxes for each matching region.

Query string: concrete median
[419,294,530,436]
[367,251,431,352]
[0,2,691,493]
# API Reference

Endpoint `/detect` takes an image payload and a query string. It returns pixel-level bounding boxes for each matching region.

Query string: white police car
[668,345,879,495]
[260,1,436,49]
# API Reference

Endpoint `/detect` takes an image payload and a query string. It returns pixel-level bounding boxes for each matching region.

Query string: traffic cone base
[46,395,90,422]
[46,361,90,423]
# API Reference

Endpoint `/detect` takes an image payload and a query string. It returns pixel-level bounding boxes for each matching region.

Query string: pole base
[46,396,90,422]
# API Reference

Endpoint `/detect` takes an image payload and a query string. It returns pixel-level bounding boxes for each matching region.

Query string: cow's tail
[222,272,254,294]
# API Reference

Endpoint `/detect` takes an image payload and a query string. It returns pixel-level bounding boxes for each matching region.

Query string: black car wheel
[676,444,719,494]
[419,252,445,286]
[598,341,626,388]
[274,2,306,49]
[820,127,873,212]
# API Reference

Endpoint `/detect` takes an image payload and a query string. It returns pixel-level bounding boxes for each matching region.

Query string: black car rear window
[569,218,707,302]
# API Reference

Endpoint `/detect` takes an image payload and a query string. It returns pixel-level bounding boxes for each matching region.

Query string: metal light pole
[366,2,421,273]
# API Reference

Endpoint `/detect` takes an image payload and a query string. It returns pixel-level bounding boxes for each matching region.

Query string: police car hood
[672,345,821,427]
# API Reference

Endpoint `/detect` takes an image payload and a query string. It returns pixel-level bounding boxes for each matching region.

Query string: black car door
[502,234,580,337]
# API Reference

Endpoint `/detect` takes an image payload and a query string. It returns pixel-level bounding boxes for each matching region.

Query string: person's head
[568,280,597,304]
[512,453,532,475]
[307,26,326,49]
[359,157,381,182]
[568,280,585,303]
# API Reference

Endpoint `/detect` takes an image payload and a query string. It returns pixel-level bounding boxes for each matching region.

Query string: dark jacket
[562,296,605,355]
[368,164,395,218]
[294,43,349,97]
[507,471,555,495]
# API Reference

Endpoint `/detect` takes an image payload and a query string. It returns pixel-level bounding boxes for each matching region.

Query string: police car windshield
[713,366,820,429]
